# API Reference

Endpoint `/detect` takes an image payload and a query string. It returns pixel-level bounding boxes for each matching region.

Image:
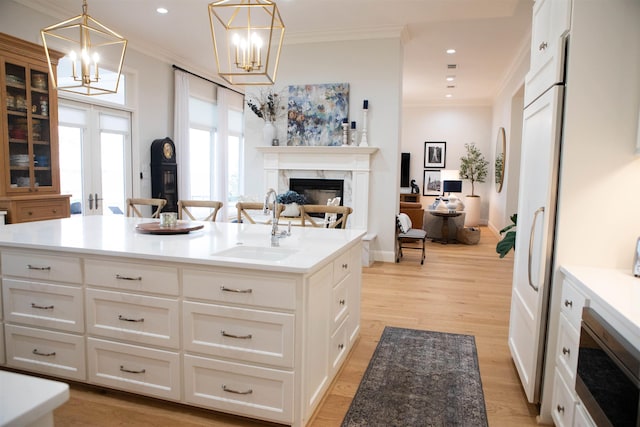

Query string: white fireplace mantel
[256,146,378,229]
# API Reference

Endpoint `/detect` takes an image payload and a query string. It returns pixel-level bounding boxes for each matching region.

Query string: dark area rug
[341,326,488,427]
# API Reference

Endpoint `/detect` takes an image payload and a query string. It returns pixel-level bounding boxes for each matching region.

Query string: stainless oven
[576,307,640,427]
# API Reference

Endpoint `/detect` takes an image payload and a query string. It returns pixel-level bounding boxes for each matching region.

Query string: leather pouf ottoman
[457,227,481,245]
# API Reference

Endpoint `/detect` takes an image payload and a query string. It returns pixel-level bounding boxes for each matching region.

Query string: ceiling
[15,0,532,106]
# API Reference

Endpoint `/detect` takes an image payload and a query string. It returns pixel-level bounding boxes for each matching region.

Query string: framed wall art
[423,169,442,196]
[287,82,350,146]
[424,141,446,168]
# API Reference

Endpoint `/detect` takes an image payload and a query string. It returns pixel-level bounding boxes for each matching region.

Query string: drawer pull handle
[27,264,51,271]
[564,299,573,308]
[222,384,253,395]
[120,365,146,374]
[119,315,145,323]
[339,299,346,305]
[31,303,54,310]
[562,347,570,356]
[556,404,564,413]
[220,286,252,294]
[32,349,56,357]
[221,330,252,340]
[539,41,548,51]
[116,274,142,281]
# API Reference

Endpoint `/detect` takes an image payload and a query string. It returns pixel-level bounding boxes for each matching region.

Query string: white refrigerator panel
[508,85,564,403]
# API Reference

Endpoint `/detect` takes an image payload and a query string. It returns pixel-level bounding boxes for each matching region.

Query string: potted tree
[459,143,489,227]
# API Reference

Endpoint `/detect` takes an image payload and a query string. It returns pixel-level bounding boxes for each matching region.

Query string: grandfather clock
[151,137,178,212]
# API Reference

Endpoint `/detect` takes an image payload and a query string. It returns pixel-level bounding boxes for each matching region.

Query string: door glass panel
[59,126,84,215]
[100,131,126,215]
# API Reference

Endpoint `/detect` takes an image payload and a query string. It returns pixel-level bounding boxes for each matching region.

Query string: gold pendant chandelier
[209,0,285,85]
[41,0,127,96]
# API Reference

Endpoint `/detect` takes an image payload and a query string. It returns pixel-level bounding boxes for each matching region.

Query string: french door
[58,101,132,216]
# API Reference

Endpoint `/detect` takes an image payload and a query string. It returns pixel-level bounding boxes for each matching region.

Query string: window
[185,92,244,216]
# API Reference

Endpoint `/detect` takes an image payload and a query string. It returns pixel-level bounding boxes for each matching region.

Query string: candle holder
[360,108,369,147]
[350,121,357,145]
[342,122,349,146]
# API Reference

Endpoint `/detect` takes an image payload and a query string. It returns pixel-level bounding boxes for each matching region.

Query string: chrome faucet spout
[264,188,279,236]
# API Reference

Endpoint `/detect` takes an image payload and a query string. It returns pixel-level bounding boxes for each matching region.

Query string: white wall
[489,45,530,233]
[401,105,493,222]
[554,0,640,269]
[244,38,404,262]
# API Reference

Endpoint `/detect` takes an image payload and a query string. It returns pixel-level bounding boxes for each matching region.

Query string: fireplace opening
[289,178,344,217]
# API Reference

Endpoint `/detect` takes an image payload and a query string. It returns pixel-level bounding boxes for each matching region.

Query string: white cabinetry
[525,0,572,105]
[0,240,362,427]
[1,251,85,380]
[550,276,595,427]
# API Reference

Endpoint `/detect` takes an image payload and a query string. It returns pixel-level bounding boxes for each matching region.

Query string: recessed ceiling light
[446,49,456,54]
[446,76,455,82]
[157,7,168,14]
[446,94,453,98]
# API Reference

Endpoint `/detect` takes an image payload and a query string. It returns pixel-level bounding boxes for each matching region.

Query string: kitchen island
[0,215,365,427]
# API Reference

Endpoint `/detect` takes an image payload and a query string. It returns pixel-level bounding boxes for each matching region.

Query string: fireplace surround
[256,146,378,229]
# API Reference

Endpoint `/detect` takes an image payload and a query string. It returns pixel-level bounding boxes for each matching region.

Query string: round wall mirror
[495,127,506,193]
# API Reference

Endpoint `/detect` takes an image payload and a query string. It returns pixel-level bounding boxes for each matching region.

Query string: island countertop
[0,215,366,274]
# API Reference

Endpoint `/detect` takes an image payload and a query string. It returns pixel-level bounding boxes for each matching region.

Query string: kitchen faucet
[264,188,289,246]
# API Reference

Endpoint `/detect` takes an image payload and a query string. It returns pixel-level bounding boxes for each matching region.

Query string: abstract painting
[287,83,349,146]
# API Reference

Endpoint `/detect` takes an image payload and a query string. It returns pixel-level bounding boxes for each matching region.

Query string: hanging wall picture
[287,83,349,146]
[424,141,446,168]
[423,169,442,196]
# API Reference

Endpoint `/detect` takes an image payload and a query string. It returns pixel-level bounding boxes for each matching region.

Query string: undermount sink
[214,245,298,261]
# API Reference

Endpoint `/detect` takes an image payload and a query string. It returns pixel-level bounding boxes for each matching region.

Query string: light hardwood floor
[51,227,540,426]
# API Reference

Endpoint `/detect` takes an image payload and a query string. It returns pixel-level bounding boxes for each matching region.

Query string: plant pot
[464,195,481,227]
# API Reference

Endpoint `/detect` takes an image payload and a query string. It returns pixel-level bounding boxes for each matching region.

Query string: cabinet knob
[338,343,345,350]
[564,299,573,308]
[539,41,548,51]
[339,299,345,305]
[52,209,57,214]
[28,211,33,215]
[562,347,570,356]
[556,404,565,413]
[342,263,348,269]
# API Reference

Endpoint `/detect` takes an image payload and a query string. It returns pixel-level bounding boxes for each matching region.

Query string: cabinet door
[508,86,564,403]
[525,0,571,104]
[3,59,58,194]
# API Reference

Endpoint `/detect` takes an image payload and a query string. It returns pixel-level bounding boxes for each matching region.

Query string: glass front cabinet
[0,32,70,223]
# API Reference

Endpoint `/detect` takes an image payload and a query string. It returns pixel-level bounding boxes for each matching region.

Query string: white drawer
[183,354,294,424]
[1,251,82,284]
[552,368,576,427]
[330,317,349,375]
[4,324,86,381]
[86,288,179,349]
[332,278,348,331]
[3,279,84,333]
[333,250,352,285]
[556,314,580,385]
[183,268,296,310]
[87,337,180,401]
[561,278,586,331]
[85,259,179,296]
[183,301,294,368]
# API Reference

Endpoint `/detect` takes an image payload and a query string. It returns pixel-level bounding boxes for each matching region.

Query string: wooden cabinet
[0,32,70,223]
[399,193,420,203]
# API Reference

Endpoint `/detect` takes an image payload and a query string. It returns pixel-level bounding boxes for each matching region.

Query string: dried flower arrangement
[246,89,286,122]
